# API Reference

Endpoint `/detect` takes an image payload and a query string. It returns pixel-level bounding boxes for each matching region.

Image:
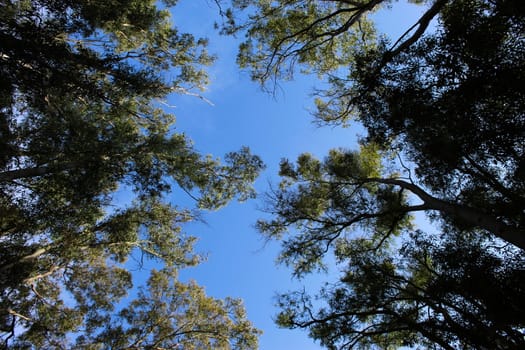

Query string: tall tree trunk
[370,178,525,250]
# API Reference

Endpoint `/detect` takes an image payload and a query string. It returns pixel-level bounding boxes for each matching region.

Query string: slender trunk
[424,196,525,249]
[0,162,76,182]
[370,178,525,250]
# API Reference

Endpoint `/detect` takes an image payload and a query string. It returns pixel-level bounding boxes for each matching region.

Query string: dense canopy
[2,0,524,348]
[224,0,525,248]
[0,0,262,348]
[223,0,525,348]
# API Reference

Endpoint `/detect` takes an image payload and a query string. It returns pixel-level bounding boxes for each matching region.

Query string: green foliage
[225,0,525,239]
[227,0,525,348]
[221,0,380,85]
[259,146,411,277]
[76,268,261,349]
[275,232,525,350]
[0,0,262,347]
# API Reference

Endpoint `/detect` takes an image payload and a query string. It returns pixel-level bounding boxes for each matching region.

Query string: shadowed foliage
[0,0,262,347]
[223,0,525,348]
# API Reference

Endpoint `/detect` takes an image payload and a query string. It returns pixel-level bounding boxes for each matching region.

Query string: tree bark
[0,162,76,183]
[0,247,51,273]
[369,177,525,250]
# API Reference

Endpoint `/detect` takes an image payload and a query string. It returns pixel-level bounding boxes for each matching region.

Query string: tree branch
[365,177,525,250]
[7,309,31,322]
[0,246,52,273]
[385,0,448,61]
[0,162,76,183]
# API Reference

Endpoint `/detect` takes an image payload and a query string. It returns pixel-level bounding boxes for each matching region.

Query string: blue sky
[158,1,429,349]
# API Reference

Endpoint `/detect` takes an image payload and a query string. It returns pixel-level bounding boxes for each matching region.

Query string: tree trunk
[371,178,525,250]
[0,162,76,182]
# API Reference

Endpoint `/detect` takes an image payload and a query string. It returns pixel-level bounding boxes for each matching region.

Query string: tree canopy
[275,231,525,349]
[2,0,525,348]
[222,0,525,348]
[0,0,262,347]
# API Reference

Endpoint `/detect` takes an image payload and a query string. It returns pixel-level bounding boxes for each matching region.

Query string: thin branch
[7,309,31,322]
[386,0,449,60]
[23,265,61,284]
[171,86,215,106]
[262,0,384,81]
[397,153,414,184]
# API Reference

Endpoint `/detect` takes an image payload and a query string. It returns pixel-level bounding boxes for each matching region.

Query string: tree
[76,268,259,350]
[223,0,525,248]
[222,0,525,348]
[274,231,525,350]
[260,146,525,348]
[1,0,262,347]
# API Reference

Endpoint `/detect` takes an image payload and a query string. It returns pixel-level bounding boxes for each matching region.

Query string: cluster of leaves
[258,144,414,277]
[0,0,262,347]
[223,0,525,348]
[276,232,525,349]
[75,268,259,349]
[220,0,382,83]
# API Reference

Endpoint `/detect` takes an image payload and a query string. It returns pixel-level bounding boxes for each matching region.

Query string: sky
[150,1,430,349]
